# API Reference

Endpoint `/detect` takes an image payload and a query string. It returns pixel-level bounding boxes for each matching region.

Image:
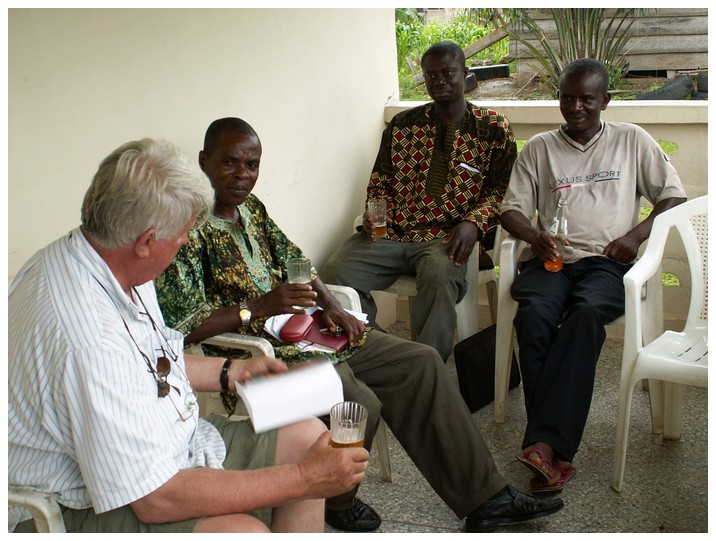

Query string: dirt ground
[466,74,670,101]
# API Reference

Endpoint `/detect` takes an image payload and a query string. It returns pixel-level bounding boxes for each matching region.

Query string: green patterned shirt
[155,194,368,366]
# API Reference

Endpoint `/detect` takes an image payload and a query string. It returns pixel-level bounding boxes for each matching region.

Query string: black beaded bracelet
[220,358,233,392]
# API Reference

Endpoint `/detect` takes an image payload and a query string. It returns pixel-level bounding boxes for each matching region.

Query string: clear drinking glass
[329,401,367,448]
[367,199,387,240]
[286,256,312,285]
[286,256,312,308]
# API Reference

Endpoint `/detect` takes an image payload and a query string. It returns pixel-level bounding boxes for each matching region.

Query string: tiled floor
[326,319,708,535]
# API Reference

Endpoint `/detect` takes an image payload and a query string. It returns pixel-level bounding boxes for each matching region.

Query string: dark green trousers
[328,330,506,518]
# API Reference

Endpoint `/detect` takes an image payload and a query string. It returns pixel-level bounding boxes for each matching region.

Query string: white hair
[81,138,214,248]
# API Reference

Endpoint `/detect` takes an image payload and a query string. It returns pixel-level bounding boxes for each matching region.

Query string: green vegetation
[658,140,678,155]
[496,8,639,97]
[396,8,508,101]
[396,8,654,101]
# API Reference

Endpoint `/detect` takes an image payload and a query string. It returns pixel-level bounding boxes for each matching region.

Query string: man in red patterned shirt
[324,41,516,361]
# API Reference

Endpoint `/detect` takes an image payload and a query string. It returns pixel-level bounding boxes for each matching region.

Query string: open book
[234,360,343,433]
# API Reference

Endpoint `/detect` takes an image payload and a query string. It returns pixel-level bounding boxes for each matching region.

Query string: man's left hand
[442,221,479,266]
[320,306,365,346]
[603,233,641,264]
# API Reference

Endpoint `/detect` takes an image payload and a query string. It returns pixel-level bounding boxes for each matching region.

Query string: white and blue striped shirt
[8,228,226,529]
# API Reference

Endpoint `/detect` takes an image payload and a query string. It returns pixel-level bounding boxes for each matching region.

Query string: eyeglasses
[154,346,198,422]
[91,277,198,423]
[134,289,198,423]
[155,354,176,398]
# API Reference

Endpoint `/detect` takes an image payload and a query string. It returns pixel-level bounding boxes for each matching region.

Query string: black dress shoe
[325,498,382,532]
[465,485,564,532]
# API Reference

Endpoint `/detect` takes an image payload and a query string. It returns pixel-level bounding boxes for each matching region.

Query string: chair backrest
[649,196,708,329]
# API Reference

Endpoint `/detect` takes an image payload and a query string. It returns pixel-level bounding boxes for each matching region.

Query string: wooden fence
[509,8,708,77]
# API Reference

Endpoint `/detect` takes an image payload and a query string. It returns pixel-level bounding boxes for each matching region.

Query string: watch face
[240,308,251,323]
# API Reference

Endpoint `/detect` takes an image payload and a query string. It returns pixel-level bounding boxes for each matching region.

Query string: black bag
[454,324,521,413]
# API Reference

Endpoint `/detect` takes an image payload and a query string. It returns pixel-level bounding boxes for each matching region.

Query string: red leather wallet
[279,313,313,343]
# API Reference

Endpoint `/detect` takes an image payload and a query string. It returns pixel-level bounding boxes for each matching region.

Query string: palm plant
[494,8,640,96]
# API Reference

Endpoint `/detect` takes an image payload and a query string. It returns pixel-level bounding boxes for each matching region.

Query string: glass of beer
[367,198,387,240]
[329,401,367,448]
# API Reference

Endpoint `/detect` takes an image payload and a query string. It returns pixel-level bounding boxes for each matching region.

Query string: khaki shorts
[14,415,277,533]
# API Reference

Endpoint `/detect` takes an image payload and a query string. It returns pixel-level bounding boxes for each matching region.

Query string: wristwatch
[239,301,252,326]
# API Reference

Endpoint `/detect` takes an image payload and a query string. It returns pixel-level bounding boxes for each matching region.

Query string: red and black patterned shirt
[367,101,516,245]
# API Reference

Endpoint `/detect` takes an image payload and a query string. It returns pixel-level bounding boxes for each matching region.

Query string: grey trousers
[322,235,468,361]
[328,330,506,519]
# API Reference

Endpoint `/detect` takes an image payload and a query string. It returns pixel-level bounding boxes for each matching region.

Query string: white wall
[8,8,398,281]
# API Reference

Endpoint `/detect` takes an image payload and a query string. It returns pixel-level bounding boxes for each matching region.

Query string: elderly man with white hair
[8,138,368,533]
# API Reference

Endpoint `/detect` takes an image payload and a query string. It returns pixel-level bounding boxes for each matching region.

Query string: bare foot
[517,442,559,483]
[523,442,554,465]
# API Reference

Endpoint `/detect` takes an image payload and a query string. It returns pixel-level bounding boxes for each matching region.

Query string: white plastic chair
[493,229,663,424]
[8,486,66,533]
[191,284,393,483]
[352,215,498,342]
[611,195,708,492]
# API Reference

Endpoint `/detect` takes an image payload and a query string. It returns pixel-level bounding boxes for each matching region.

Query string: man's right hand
[229,357,288,386]
[530,230,570,263]
[361,211,377,241]
[297,431,369,498]
[253,283,317,317]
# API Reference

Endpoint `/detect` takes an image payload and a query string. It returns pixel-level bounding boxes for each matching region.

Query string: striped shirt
[8,228,226,528]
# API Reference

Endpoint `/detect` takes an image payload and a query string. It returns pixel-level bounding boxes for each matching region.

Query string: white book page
[234,360,344,433]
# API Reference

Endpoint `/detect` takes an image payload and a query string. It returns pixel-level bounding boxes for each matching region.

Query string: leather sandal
[530,464,577,493]
[515,449,558,483]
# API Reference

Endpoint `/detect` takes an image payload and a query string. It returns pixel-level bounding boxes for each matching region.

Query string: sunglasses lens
[157,356,171,377]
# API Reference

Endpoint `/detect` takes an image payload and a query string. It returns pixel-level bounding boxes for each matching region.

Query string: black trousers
[511,257,629,462]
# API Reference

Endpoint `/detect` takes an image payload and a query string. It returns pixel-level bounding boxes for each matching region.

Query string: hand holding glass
[367,199,387,240]
[544,237,565,272]
[329,401,367,448]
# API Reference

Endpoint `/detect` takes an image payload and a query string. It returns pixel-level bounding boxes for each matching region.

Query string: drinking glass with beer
[286,256,313,308]
[329,401,367,448]
[367,198,387,240]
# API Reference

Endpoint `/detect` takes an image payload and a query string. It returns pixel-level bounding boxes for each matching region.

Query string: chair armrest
[623,226,668,358]
[326,284,362,312]
[201,333,275,358]
[498,234,524,286]
[8,486,66,533]
[196,285,360,357]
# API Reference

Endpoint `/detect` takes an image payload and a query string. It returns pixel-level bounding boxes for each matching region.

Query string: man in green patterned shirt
[323,41,517,361]
[155,117,562,534]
